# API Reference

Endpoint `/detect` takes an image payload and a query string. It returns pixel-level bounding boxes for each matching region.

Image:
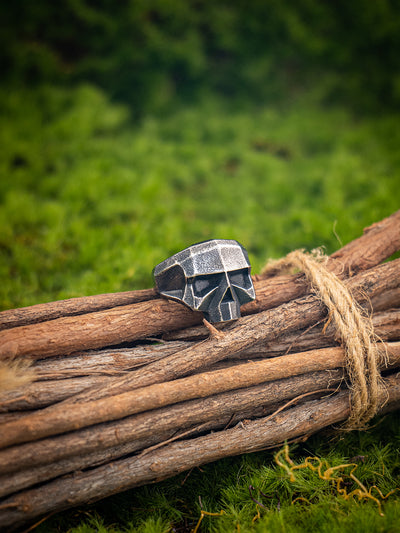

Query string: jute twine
[262,249,384,429]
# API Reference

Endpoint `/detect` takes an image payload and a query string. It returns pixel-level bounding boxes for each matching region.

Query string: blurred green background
[1,1,400,531]
[1,0,400,309]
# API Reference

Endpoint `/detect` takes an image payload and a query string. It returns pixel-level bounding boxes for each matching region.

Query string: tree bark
[0,375,112,412]
[0,290,158,331]
[0,211,399,531]
[371,286,400,313]
[0,335,399,451]
[0,427,181,500]
[0,212,399,530]
[33,342,190,380]
[164,297,400,342]
[0,370,342,491]
[31,308,400,378]
[1,374,399,531]
[1,308,397,412]
[0,260,397,449]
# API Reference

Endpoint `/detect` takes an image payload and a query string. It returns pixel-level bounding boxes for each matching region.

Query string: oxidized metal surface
[153,239,255,322]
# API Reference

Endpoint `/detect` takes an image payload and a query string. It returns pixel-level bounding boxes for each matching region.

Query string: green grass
[1,84,400,531]
[1,84,399,310]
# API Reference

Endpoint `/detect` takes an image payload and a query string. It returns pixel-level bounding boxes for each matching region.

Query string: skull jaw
[203,299,241,323]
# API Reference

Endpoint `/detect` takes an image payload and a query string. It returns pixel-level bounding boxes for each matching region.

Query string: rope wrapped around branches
[263,249,383,428]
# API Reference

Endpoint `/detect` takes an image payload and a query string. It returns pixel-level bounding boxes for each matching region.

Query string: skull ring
[153,239,256,323]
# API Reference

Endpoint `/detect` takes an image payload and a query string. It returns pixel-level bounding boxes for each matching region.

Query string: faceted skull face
[153,239,255,323]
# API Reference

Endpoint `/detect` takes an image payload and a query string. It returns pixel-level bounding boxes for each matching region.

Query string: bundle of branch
[0,210,399,531]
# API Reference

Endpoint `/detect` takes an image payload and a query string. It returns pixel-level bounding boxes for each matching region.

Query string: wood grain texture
[1,308,397,412]
[1,374,399,531]
[164,297,400,342]
[33,260,400,407]
[0,289,158,331]
[0,370,342,485]
[0,335,399,452]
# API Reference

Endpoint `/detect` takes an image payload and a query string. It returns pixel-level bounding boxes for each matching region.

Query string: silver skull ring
[153,239,255,323]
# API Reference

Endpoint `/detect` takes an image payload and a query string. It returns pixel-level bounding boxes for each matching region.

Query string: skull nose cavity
[222,287,235,303]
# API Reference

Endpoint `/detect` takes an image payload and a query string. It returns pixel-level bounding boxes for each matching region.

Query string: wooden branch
[1,308,398,412]
[0,417,239,500]
[0,370,343,487]
[33,342,191,380]
[0,427,182,500]
[32,308,400,379]
[243,207,400,311]
[0,298,202,360]
[316,210,400,275]
[0,211,399,531]
[239,308,400,359]
[371,286,400,312]
[1,211,399,360]
[1,332,399,451]
[0,341,189,412]
[164,296,400,343]
[1,374,399,531]
[0,290,158,331]
[0,412,27,425]
[0,375,111,412]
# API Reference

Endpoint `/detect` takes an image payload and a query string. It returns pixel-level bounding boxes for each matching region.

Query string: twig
[0,289,158,331]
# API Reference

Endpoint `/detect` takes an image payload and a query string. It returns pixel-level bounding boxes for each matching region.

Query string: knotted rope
[263,249,383,428]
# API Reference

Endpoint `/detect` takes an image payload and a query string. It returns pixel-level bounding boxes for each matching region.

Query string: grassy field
[1,85,399,309]
[1,84,400,531]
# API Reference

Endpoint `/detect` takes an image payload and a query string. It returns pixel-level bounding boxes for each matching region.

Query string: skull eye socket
[228,268,252,289]
[155,264,185,299]
[192,273,222,297]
